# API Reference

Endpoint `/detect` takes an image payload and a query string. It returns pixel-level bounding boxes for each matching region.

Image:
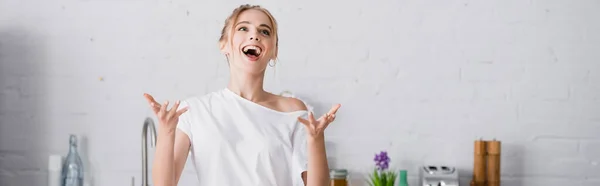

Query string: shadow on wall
[499,142,525,186]
[0,27,48,185]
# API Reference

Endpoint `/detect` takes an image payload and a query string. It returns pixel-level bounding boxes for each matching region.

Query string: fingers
[158,101,169,117]
[143,93,160,106]
[315,104,341,123]
[144,93,161,113]
[300,108,339,125]
[167,100,181,118]
[308,112,317,124]
[323,114,336,128]
[309,112,320,131]
[326,104,342,116]
[297,117,310,126]
[324,113,335,122]
[298,112,319,132]
[143,93,154,102]
[175,106,189,117]
[298,110,338,136]
[150,103,160,114]
[144,93,188,117]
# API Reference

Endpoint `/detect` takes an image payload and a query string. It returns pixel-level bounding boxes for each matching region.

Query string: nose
[248,29,261,41]
[249,32,260,41]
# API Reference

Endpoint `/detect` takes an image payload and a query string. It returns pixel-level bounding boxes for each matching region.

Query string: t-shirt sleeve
[291,99,314,182]
[176,100,193,141]
[292,115,308,176]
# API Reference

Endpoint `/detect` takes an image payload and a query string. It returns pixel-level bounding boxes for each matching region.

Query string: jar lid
[330,169,348,179]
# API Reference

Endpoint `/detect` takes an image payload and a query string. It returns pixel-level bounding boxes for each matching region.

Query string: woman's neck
[227,70,268,102]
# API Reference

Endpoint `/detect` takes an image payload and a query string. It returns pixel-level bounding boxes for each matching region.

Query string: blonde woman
[144,4,341,186]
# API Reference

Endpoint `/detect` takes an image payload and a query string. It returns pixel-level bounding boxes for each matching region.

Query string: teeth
[243,45,262,55]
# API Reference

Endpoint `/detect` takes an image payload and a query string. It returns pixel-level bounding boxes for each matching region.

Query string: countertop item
[486,140,501,186]
[420,165,459,186]
[61,134,84,186]
[48,155,63,186]
[470,139,502,186]
[398,170,408,186]
[330,169,348,186]
[472,140,486,186]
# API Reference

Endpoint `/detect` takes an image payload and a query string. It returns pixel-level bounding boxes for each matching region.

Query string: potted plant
[367,151,398,186]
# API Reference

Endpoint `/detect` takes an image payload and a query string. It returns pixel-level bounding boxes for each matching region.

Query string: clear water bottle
[61,134,84,186]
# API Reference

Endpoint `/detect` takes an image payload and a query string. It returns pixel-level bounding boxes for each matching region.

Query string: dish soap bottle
[61,134,84,186]
[398,170,408,186]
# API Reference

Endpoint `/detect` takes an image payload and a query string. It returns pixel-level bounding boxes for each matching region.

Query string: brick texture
[1,0,599,186]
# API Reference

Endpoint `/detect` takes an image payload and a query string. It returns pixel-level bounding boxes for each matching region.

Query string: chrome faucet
[142,117,157,186]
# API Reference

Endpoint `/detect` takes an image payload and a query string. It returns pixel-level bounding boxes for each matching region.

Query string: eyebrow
[235,21,272,31]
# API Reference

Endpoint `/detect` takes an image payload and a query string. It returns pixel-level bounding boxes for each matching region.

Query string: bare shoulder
[283,96,308,111]
[269,93,308,112]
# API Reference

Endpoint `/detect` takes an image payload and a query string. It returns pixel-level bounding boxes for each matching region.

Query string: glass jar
[330,169,348,186]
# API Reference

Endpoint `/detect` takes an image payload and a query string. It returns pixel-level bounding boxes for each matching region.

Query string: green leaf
[369,169,404,186]
[367,170,379,186]
[387,171,397,186]
[374,169,383,186]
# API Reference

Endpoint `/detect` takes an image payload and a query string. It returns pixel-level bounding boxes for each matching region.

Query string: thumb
[297,117,310,127]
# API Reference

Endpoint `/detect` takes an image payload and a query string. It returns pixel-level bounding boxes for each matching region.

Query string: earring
[268,60,276,67]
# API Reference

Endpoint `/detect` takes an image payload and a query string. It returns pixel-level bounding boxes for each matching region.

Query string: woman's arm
[144,94,190,186]
[152,128,190,186]
[297,104,341,186]
[305,134,330,186]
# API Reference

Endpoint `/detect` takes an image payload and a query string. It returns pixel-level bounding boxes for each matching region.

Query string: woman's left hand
[298,104,341,139]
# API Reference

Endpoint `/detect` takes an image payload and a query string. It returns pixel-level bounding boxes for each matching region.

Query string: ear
[271,46,278,61]
[219,40,229,55]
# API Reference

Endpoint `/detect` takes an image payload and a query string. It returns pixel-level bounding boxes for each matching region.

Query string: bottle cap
[329,169,348,179]
[69,134,78,146]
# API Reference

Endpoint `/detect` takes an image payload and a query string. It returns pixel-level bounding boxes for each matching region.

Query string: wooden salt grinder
[486,140,501,186]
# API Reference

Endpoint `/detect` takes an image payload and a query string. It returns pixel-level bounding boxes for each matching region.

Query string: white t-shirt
[176,88,310,186]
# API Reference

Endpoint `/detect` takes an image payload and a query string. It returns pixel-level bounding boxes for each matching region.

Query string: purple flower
[373,151,390,170]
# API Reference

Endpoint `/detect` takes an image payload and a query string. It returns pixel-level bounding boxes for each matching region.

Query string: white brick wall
[1,0,599,186]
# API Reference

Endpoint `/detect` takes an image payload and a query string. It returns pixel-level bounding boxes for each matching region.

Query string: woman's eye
[261,30,270,36]
[238,27,247,31]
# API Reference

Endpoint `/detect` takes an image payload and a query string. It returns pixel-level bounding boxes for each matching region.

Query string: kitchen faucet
[142,117,157,186]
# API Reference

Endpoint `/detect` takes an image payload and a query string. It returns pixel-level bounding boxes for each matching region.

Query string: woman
[143,4,341,186]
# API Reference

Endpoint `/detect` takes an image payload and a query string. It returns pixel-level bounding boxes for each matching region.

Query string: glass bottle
[330,169,348,186]
[61,134,84,186]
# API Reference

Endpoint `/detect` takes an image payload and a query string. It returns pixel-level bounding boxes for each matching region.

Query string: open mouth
[242,45,262,58]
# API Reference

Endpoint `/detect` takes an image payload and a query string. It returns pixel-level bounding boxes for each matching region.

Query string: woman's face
[222,9,277,75]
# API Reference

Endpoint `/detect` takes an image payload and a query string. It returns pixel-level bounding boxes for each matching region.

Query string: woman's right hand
[143,93,189,130]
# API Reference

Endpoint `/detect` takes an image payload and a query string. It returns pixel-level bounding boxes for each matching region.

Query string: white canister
[48,155,63,186]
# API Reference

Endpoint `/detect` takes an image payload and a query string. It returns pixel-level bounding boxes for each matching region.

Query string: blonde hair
[219,4,279,59]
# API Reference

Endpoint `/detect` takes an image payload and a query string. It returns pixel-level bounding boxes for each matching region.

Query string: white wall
[1,0,599,185]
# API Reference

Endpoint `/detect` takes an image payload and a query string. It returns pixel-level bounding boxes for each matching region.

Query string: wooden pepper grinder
[486,139,501,186]
[471,139,487,186]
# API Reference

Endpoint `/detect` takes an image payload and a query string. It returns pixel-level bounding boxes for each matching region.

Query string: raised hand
[143,93,188,129]
[297,104,341,139]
